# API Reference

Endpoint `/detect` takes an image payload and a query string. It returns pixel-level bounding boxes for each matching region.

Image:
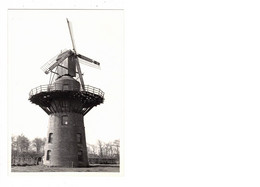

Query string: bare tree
[91,144,97,155]
[97,140,104,158]
[11,136,17,151]
[16,134,30,152]
[32,138,45,154]
[11,136,18,163]
[113,139,120,159]
[104,142,114,157]
[87,144,98,156]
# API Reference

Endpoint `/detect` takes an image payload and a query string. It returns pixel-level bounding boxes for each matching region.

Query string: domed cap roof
[54,75,80,91]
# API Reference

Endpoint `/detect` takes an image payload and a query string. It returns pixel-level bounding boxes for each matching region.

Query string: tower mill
[29,19,104,167]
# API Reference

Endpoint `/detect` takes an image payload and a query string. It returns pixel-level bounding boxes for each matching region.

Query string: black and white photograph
[3,0,260,187]
[8,9,124,173]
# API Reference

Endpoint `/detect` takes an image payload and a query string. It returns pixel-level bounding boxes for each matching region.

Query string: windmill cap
[54,75,80,91]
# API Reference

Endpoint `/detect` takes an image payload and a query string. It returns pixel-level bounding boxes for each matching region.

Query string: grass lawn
[11,164,119,172]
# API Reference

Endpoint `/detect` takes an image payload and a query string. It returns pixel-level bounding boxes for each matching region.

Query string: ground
[11,164,119,172]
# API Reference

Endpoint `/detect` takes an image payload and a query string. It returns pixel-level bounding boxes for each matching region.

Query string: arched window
[76,133,82,144]
[48,133,53,143]
[78,150,83,161]
[46,150,51,160]
[62,115,68,125]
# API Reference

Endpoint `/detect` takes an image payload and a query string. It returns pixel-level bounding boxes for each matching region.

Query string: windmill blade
[78,58,101,70]
[77,54,101,69]
[77,54,100,65]
[75,57,85,91]
[66,18,77,53]
[41,53,60,74]
[41,50,72,74]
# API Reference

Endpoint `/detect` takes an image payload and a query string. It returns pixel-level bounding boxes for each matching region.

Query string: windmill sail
[41,18,101,84]
[67,18,77,53]
[41,53,59,74]
[41,50,72,74]
[77,54,101,69]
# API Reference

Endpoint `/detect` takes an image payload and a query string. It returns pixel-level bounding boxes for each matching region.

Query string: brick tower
[29,19,104,167]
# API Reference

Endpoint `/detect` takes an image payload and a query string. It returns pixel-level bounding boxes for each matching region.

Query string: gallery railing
[29,83,104,98]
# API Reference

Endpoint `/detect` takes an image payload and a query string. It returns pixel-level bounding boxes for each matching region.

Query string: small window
[78,150,83,161]
[46,150,51,160]
[48,133,53,143]
[76,133,82,144]
[62,115,68,125]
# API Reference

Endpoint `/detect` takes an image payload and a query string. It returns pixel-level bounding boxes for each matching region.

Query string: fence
[29,83,104,98]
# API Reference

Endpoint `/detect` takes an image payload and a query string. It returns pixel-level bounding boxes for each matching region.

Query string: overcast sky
[8,10,124,145]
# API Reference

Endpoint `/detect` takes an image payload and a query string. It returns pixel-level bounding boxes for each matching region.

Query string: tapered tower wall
[42,75,89,167]
[43,112,88,167]
[29,74,104,167]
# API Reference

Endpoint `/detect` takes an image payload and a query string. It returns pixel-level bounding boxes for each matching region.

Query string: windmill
[41,18,100,89]
[29,19,104,167]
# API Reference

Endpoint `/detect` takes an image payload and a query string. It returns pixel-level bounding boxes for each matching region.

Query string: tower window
[76,133,82,144]
[48,133,53,143]
[78,150,83,161]
[46,150,51,160]
[62,115,68,125]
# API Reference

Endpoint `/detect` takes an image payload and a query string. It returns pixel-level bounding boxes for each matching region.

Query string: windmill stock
[29,19,104,167]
